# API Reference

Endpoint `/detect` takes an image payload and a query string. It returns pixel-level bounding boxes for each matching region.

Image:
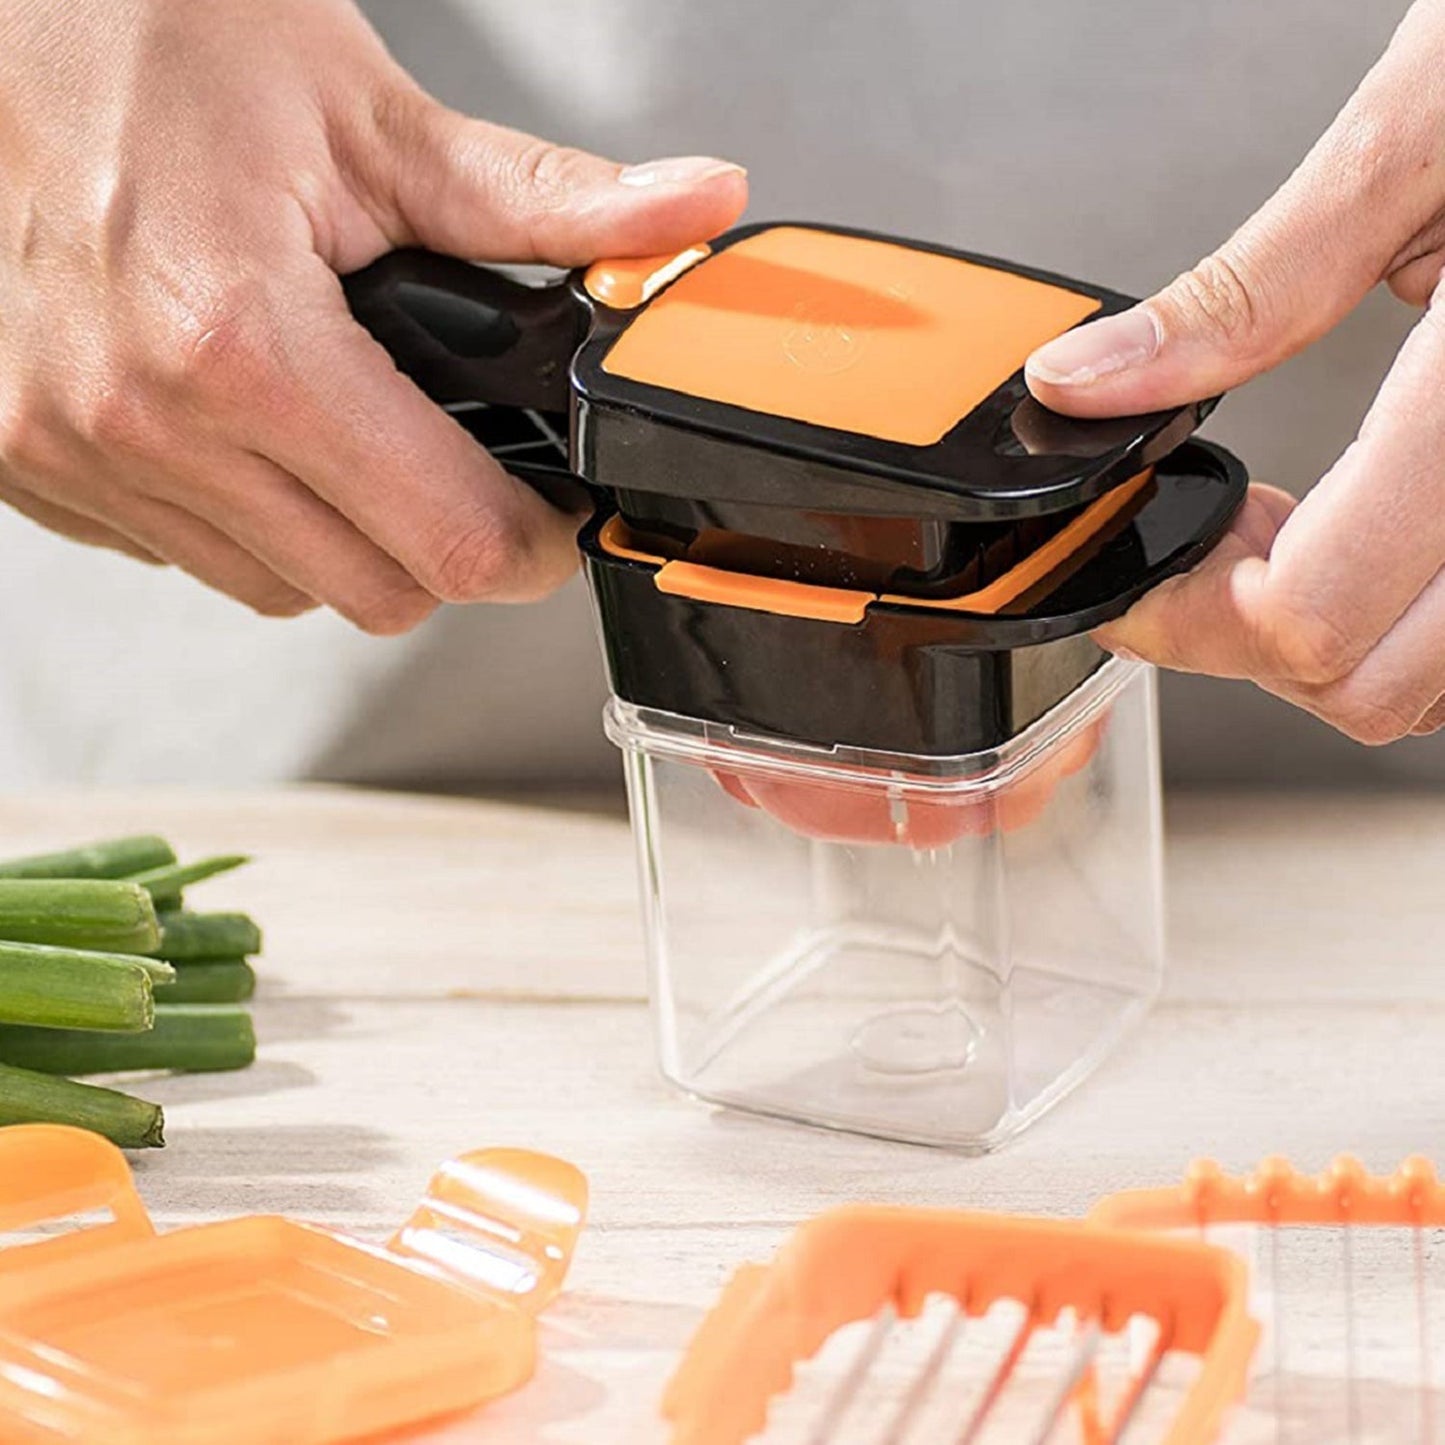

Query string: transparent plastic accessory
[606,658,1164,1151]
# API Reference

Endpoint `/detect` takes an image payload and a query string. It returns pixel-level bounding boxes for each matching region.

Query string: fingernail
[617,156,746,188]
[1027,306,1161,387]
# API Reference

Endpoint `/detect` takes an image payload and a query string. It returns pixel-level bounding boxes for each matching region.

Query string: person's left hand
[1024,0,1445,744]
[0,0,748,633]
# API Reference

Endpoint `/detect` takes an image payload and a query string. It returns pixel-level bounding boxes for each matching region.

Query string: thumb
[1024,234,1345,419]
[378,98,748,268]
[1025,13,1444,418]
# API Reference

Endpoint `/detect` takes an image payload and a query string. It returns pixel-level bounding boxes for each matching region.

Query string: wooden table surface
[2,786,1443,1444]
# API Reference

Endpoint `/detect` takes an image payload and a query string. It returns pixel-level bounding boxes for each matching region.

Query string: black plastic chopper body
[342,222,1247,761]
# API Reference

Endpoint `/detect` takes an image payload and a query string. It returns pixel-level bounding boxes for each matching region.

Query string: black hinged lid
[571,222,1216,523]
[342,222,1246,648]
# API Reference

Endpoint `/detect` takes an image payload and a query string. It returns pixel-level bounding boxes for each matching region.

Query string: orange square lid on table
[600,226,1101,447]
[0,1126,588,1445]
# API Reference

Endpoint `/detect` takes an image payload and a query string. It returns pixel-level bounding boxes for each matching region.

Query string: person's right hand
[0,0,747,632]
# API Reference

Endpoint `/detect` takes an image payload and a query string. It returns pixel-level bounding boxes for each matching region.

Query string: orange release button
[583,245,712,310]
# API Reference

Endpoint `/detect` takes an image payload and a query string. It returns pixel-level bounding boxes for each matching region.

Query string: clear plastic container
[605,657,1163,1151]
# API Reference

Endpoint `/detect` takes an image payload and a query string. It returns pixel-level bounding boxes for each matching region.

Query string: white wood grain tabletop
[1,785,1442,1443]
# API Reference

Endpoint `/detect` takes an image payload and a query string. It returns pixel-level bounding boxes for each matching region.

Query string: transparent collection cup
[606,657,1164,1152]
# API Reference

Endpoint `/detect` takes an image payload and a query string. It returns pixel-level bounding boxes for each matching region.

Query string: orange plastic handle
[0,1124,155,1276]
[655,561,873,623]
[387,1147,588,1314]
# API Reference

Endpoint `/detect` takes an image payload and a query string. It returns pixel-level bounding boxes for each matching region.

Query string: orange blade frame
[1091,1155,1445,1231]
[661,1204,1258,1445]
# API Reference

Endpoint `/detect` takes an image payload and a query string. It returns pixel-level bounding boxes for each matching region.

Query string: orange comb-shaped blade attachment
[0,1124,155,1276]
[1092,1157,1445,1442]
[661,1205,1258,1445]
[1092,1155,1445,1230]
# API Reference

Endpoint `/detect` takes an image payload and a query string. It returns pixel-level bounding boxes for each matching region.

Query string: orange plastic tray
[0,1125,587,1445]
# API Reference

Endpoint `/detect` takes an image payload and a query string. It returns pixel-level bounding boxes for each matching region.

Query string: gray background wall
[0,1,1431,790]
[355,0,1445,789]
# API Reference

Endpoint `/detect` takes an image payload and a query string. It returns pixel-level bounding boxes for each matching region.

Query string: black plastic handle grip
[341,249,586,414]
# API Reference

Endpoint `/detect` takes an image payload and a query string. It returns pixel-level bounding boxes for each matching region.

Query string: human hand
[0,0,746,631]
[1025,0,1445,743]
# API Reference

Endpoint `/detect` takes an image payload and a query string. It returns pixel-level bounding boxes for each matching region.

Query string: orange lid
[600,225,1100,446]
[0,1125,587,1445]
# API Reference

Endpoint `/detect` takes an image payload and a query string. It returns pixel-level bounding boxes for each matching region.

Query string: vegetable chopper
[345,221,1247,1150]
